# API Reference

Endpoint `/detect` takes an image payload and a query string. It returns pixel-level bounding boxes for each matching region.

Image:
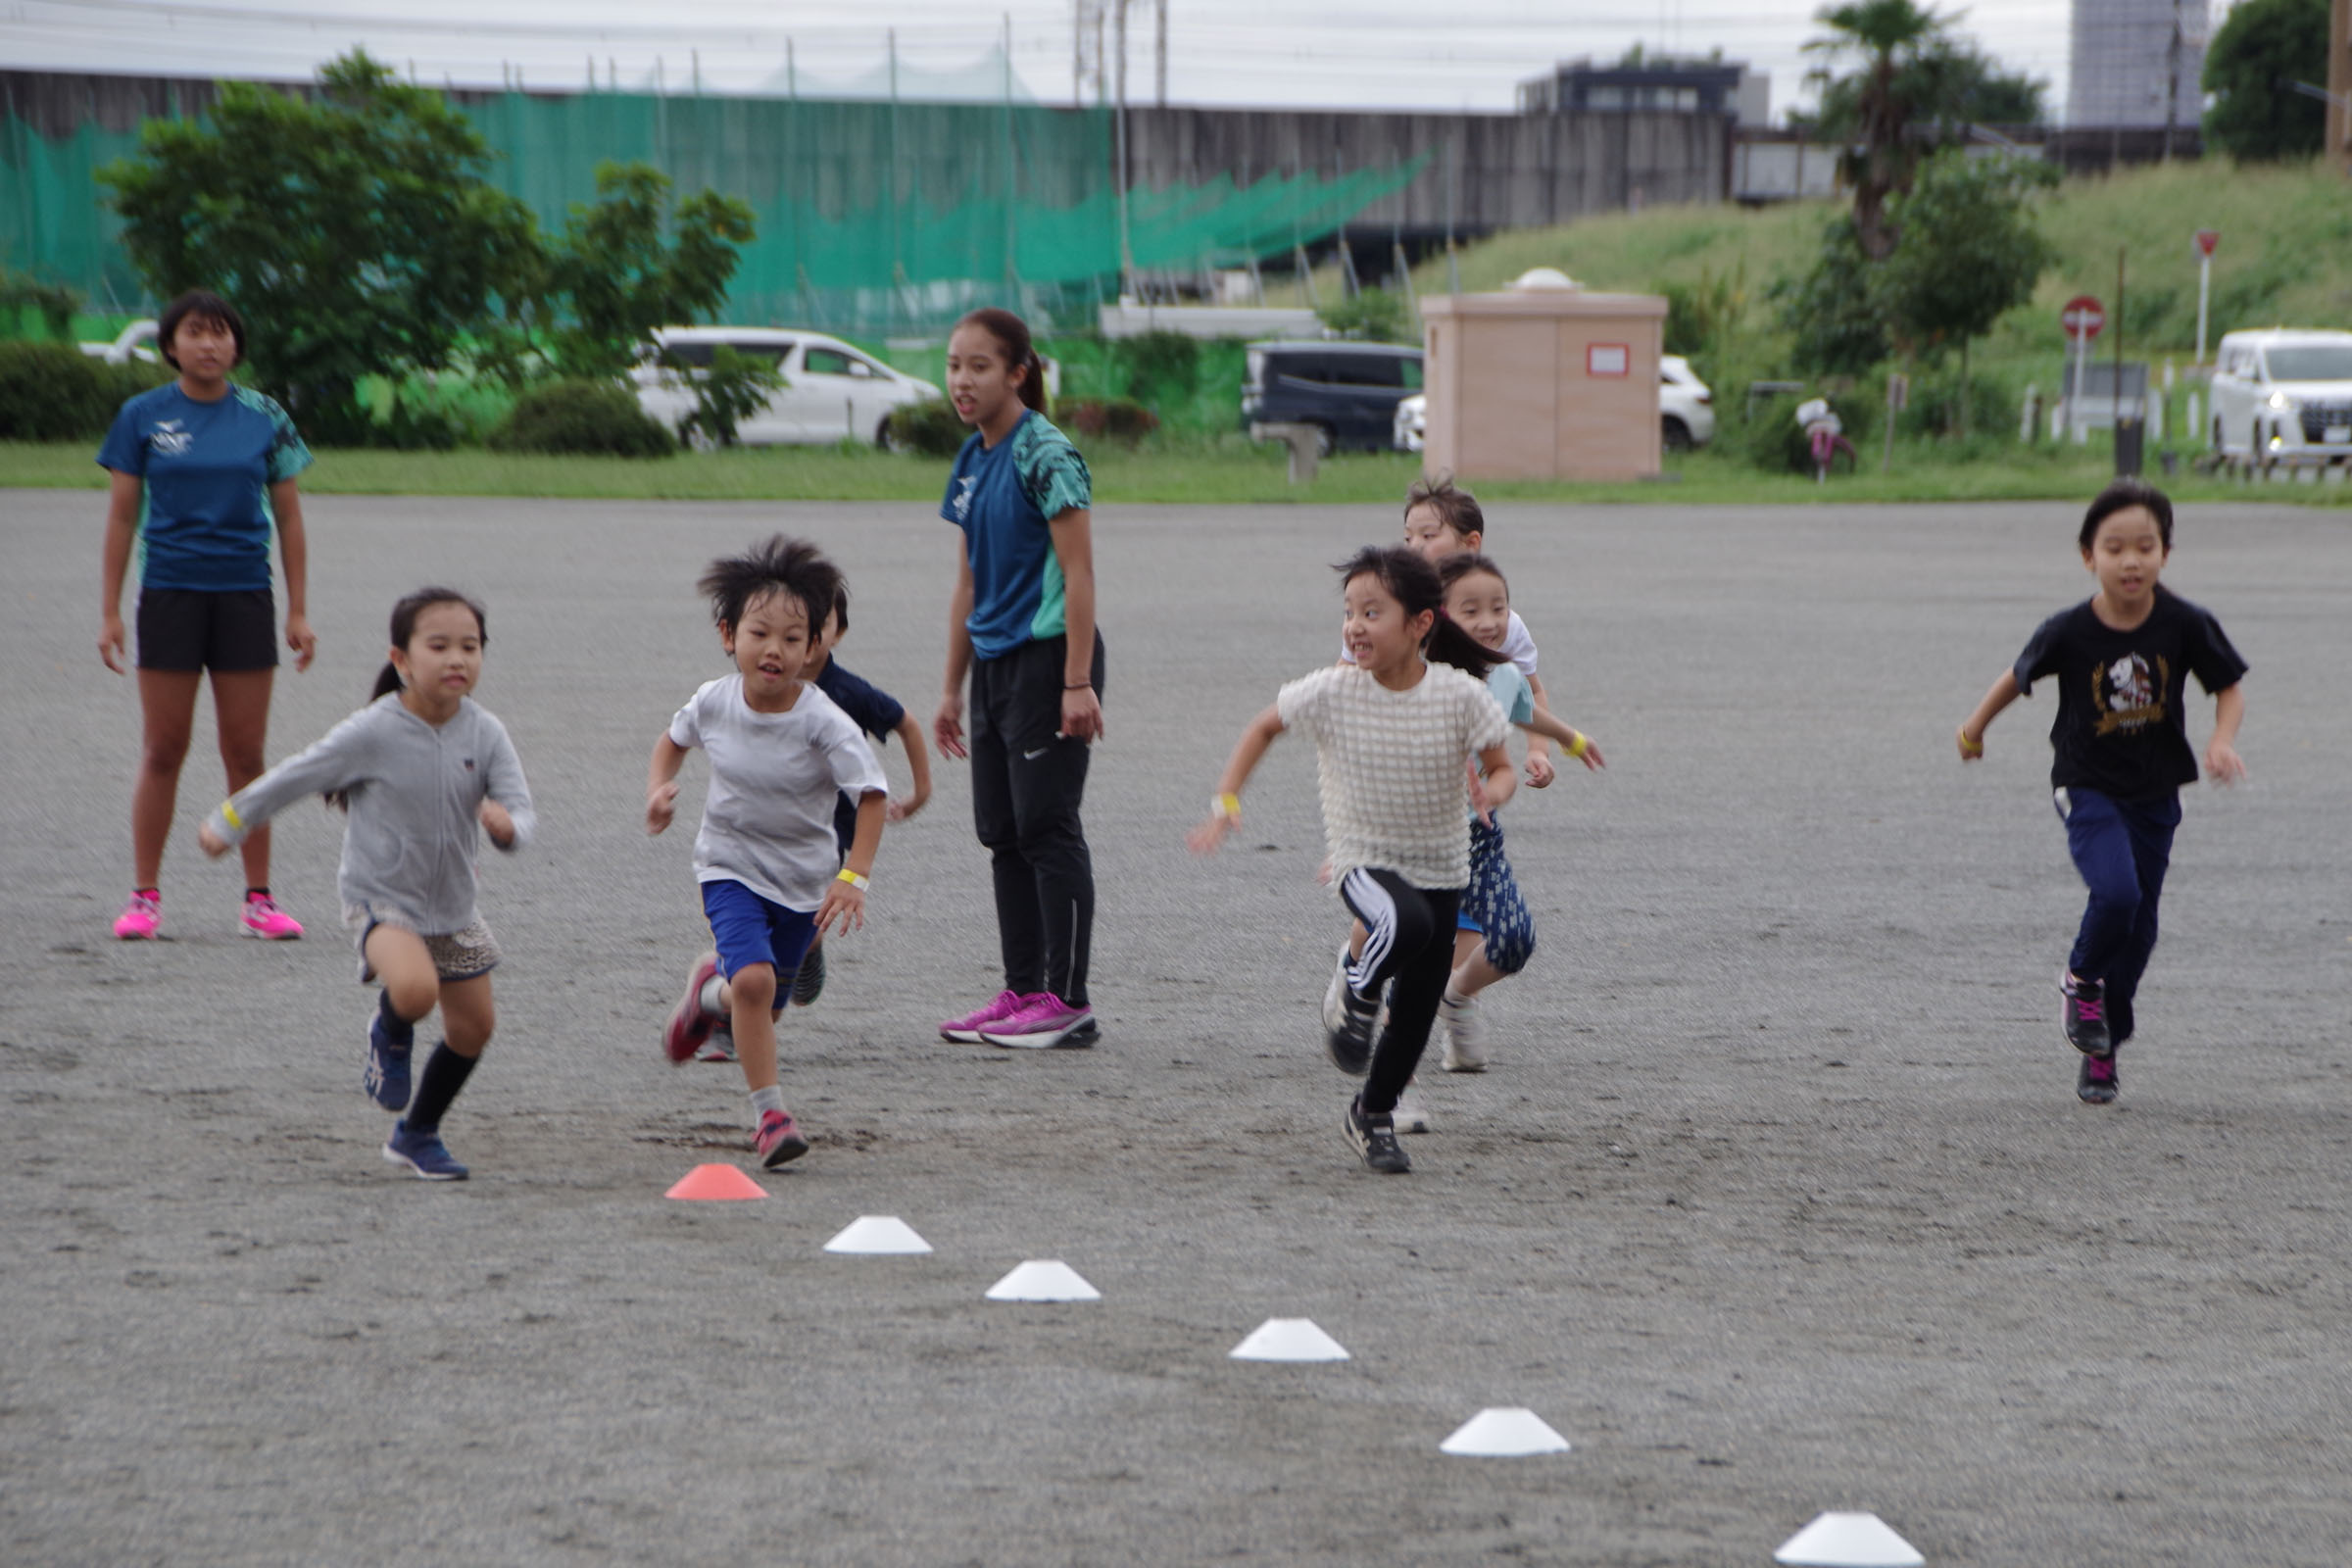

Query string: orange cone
[665,1163,768,1200]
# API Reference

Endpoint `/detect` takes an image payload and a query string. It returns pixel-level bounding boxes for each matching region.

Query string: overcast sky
[4,0,2219,124]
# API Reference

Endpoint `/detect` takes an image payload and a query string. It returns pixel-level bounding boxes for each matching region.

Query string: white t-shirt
[669,676,889,910]
[1338,609,1538,678]
[1276,662,1510,891]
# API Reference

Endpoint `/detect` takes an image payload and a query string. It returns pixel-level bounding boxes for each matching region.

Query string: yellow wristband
[1214,792,1242,820]
[1566,732,1589,760]
[220,800,244,832]
[836,868,869,890]
[1957,727,1984,757]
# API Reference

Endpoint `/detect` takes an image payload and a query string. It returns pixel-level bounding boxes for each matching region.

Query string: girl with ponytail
[197,586,535,1182]
[932,308,1109,1051]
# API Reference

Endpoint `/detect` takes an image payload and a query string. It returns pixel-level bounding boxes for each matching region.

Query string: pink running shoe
[114,890,161,941]
[664,952,722,1065]
[977,993,1097,1050]
[755,1107,809,1168]
[939,989,1025,1043]
[239,891,304,940]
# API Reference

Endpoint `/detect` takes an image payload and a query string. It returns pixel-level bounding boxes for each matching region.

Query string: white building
[2067,0,2210,129]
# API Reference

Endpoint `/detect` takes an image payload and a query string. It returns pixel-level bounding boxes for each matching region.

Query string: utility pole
[1115,0,1132,297]
[1155,0,1168,107]
[2331,0,2352,176]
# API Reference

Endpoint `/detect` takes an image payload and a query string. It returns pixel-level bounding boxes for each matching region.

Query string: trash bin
[2114,418,2144,477]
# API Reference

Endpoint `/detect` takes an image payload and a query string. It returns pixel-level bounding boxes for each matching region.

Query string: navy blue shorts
[700,879,816,983]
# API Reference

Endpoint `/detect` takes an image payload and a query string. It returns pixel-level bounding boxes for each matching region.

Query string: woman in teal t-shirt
[97,290,316,942]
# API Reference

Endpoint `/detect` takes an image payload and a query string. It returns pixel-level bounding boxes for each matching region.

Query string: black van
[1241,341,1424,454]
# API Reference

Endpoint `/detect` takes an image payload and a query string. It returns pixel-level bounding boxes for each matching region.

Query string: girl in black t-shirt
[1956,480,2248,1104]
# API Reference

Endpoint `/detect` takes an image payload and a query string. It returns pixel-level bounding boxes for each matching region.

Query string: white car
[77,319,160,365]
[633,326,940,447]
[2207,329,2352,466]
[1391,354,1715,453]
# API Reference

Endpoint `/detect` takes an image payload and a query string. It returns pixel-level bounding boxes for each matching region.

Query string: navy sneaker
[364,1011,413,1111]
[382,1121,468,1181]
[1344,1095,1410,1174]
[790,942,826,1006]
[2061,970,2111,1058]
[2077,1052,2120,1105]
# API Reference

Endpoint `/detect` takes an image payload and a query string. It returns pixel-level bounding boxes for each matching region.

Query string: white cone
[822,1216,932,1255]
[1774,1511,1925,1567]
[984,1259,1101,1301]
[1229,1318,1350,1362]
[1438,1407,1571,1456]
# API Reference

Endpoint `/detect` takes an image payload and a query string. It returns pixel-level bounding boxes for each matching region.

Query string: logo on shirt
[952,475,977,522]
[151,418,192,458]
[2092,653,2168,737]
[463,758,475,771]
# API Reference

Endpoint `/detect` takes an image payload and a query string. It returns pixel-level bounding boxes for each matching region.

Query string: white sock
[1442,982,1472,1008]
[699,975,726,1015]
[750,1085,785,1121]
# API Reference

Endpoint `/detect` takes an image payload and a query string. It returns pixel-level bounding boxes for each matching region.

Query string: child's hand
[1524,752,1557,789]
[1569,734,1605,771]
[886,785,930,823]
[2206,741,2248,785]
[646,780,678,835]
[1956,724,1986,762]
[933,694,968,760]
[815,880,865,936]
[197,821,230,858]
[478,798,514,847]
[1187,812,1236,856]
[1315,856,1333,886]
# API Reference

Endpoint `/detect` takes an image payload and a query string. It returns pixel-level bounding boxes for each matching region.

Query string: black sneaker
[791,942,826,1006]
[1344,1095,1411,1174]
[2061,970,2111,1058]
[2077,1051,2120,1104]
[1325,973,1379,1078]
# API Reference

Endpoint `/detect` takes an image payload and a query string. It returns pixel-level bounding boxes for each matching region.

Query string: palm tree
[1802,0,1966,259]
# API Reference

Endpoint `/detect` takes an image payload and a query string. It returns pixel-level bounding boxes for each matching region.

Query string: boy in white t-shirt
[646,535,889,1168]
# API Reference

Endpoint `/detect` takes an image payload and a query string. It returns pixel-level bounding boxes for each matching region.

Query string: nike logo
[1022,746,1051,760]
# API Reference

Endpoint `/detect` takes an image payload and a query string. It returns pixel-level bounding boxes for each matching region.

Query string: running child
[197,588,532,1181]
[1429,551,1605,1071]
[931,307,1106,1051]
[1191,547,1515,1174]
[648,536,888,1167]
[1395,475,1560,783]
[1956,479,2248,1104]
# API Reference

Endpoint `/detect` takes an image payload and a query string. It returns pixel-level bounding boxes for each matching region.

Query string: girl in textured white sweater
[201,588,533,1181]
[1190,547,1513,1174]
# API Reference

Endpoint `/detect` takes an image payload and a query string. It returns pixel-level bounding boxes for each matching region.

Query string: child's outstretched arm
[1522,671,1557,786]
[646,734,689,835]
[1957,670,2021,761]
[886,711,934,822]
[2207,682,2248,783]
[1474,744,1517,817]
[196,710,374,857]
[1188,705,1285,854]
[817,790,886,934]
[1516,706,1604,772]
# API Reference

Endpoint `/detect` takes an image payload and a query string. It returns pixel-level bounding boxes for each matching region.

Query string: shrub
[1317,288,1411,344]
[665,344,785,449]
[0,342,169,440]
[489,378,674,458]
[1734,383,1879,473]
[1058,397,1158,446]
[1900,369,2019,442]
[1119,330,1200,407]
[883,399,973,458]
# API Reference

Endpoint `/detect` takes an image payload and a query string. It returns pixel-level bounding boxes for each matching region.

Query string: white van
[633,326,941,447]
[2207,329,2352,466]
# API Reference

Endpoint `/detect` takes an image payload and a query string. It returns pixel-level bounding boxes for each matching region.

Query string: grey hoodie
[208,693,534,934]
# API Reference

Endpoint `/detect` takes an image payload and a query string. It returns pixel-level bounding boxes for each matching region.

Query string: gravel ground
[3,488,2347,1567]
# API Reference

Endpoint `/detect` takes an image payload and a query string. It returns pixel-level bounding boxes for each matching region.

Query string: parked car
[1243,340,1422,455]
[77,319,159,365]
[2207,328,2352,466]
[633,326,941,447]
[1392,354,1715,453]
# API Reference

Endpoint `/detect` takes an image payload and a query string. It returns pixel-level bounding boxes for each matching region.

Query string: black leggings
[968,633,1104,1006]
[1339,867,1462,1117]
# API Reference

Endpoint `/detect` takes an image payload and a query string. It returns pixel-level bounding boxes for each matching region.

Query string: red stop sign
[2196,228,2220,257]
[2061,295,2105,339]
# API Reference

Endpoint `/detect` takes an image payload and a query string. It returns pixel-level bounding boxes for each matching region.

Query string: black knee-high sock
[376,987,416,1046]
[404,1042,476,1134]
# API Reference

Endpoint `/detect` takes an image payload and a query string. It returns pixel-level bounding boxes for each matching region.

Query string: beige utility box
[1420,274,1667,482]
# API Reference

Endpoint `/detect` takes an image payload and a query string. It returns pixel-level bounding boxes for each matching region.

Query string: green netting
[1,87,1422,339]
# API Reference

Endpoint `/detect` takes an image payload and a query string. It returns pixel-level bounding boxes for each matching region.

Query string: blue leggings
[1457,818,1536,975]
[2057,786,2180,1050]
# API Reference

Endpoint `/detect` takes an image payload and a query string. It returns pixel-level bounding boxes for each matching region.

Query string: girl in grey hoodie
[202,587,534,1181]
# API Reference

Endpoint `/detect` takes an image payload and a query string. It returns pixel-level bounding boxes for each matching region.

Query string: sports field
[4,490,2347,1565]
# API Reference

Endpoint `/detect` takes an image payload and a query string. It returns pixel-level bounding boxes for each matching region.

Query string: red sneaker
[663,952,722,1065]
[755,1107,809,1168]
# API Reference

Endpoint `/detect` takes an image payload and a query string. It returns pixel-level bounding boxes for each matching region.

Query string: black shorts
[135,588,278,672]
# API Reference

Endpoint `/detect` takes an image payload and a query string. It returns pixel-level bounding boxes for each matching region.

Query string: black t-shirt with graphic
[2013,585,2247,799]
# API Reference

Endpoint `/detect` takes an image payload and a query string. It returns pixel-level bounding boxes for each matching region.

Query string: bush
[883,399,972,458]
[1118,330,1200,407]
[1058,397,1158,446]
[489,379,674,458]
[1317,288,1411,343]
[1899,369,2019,442]
[1733,382,1880,473]
[664,344,785,449]
[0,341,169,440]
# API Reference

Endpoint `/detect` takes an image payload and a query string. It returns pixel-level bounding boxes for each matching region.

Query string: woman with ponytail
[197,587,535,1182]
[932,308,1108,1051]
[1188,547,1515,1176]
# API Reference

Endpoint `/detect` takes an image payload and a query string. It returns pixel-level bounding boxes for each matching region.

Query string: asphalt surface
[3,487,2347,1566]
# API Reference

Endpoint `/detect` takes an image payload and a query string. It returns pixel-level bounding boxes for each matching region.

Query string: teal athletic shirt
[940,410,1092,661]
[97,382,314,592]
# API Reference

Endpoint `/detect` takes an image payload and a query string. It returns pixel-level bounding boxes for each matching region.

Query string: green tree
[1950,47,2047,124]
[2204,0,2329,162]
[99,51,540,436]
[1871,151,2058,434]
[1802,0,1967,258]
[1776,216,1888,376]
[527,163,759,381]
